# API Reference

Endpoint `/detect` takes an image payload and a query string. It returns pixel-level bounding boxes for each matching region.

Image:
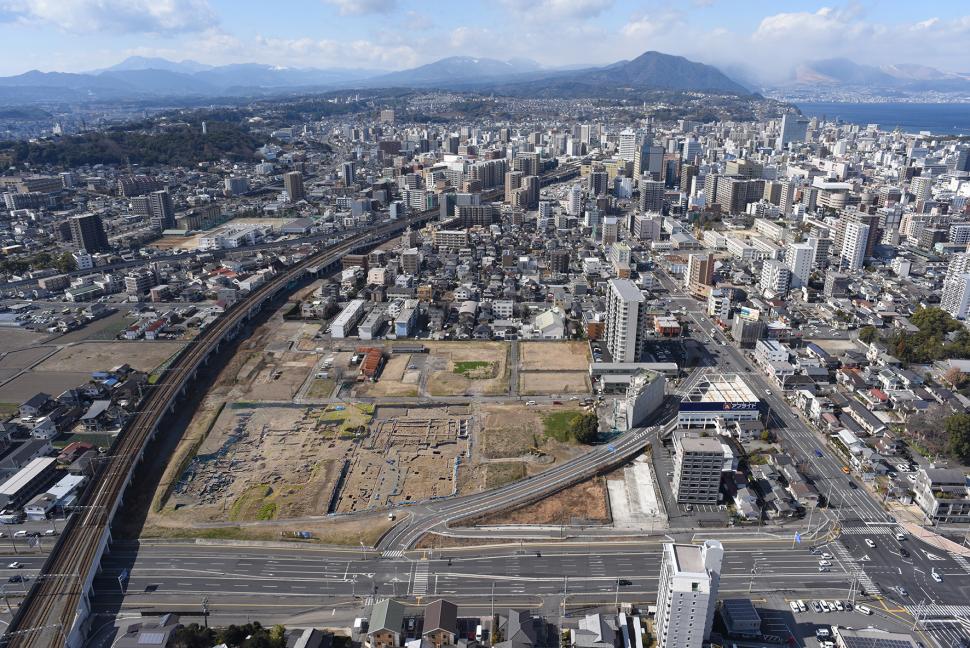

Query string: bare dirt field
[0,328,49,353]
[518,371,590,395]
[0,371,92,403]
[426,342,509,396]
[519,341,590,371]
[35,341,185,373]
[0,346,57,370]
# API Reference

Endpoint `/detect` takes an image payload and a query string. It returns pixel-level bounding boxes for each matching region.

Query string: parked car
[865,538,876,548]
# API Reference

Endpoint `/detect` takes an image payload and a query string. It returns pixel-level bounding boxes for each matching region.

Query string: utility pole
[202,596,209,628]
[614,577,620,610]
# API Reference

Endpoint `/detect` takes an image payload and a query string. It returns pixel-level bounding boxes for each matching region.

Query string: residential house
[367,599,405,648]
[422,600,458,648]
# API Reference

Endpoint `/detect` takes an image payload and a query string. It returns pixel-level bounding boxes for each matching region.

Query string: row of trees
[860,307,970,364]
[171,622,286,648]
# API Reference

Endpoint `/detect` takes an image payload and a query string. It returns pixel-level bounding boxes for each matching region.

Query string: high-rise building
[834,210,880,260]
[567,185,583,217]
[910,176,933,203]
[147,190,175,230]
[588,171,609,196]
[942,274,970,320]
[672,432,725,504]
[780,114,810,146]
[655,540,723,648]
[685,253,714,296]
[284,171,306,201]
[840,221,869,270]
[640,179,665,212]
[785,242,814,288]
[715,177,765,214]
[682,139,701,163]
[605,278,647,363]
[760,260,791,296]
[618,129,638,161]
[379,109,395,124]
[69,213,110,253]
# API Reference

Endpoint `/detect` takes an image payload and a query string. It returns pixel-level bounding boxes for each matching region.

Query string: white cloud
[322,0,397,16]
[500,0,613,20]
[0,0,216,33]
[253,34,419,68]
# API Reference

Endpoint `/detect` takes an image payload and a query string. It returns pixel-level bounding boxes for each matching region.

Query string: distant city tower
[201,121,207,135]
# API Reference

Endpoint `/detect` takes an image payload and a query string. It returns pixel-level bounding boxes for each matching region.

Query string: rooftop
[682,372,759,404]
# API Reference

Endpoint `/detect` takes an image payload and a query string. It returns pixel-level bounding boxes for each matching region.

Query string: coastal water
[796,102,970,135]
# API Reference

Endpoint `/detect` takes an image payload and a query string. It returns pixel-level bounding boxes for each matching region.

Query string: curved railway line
[1,213,431,647]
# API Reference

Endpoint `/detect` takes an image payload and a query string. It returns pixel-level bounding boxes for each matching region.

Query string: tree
[171,624,215,648]
[944,366,967,387]
[858,325,878,344]
[946,413,970,463]
[570,413,600,444]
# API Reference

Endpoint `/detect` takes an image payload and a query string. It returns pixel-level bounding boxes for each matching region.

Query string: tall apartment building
[618,129,638,161]
[567,185,583,217]
[504,171,523,203]
[147,190,175,230]
[640,179,665,212]
[284,171,306,202]
[685,253,713,297]
[588,171,609,196]
[784,242,814,288]
[942,274,970,320]
[672,432,725,504]
[605,278,647,363]
[834,210,880,260]
[714,177,765,214]
[655,540,724,648]
[456,205,498,228]
[760,260,791,296]
[69,213,110,253]
[840,221,869,271]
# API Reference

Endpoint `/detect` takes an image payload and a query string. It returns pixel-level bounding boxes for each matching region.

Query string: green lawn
[0,403,19,419]
[453,360,494,378]
[542,410,582,442]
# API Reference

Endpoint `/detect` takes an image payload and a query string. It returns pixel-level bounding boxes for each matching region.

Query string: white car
[818,560,832,567]
[765,389,772,395]
[834,600,844,611]
[865,538,876,548]
[821,552,833,559]
[931,570,943,583]
[7,562,21,569]
[789,601,800,613]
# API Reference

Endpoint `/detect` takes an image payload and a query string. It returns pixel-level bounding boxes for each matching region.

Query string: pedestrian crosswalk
[839,525,894,535]
[412,561,429,596]
[908,604,970,618]
[831,541,880,596]
[382,550,405,559]
[954,555,970,573]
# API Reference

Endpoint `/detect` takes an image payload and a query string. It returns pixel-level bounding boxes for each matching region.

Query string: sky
[0,1,968,81]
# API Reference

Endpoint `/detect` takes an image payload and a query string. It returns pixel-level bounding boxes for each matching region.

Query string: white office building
[779,114,809,146]
[605,278,647,363]
[655,540,724,648]
[567,185,583,217]
[784,242,813,288]
[618,129,639,161]
[840,222,869,270]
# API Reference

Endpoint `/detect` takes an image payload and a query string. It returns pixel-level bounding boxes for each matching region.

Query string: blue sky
[0,1,968,79]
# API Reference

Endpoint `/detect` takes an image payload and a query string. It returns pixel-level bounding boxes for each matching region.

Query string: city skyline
[0,1,968,81]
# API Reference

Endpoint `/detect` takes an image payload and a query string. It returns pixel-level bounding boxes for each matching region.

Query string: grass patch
[485,462,527,488]
[256,502,277,521]
[542,410,582,442]
[305,378,336,399]
[0,403,19,419]
[453,360,495,378]
[228,484,273,521]
[53,432,115,450]
[318,403,372,437]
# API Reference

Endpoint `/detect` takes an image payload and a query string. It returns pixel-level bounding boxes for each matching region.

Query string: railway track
[2,213,430,647]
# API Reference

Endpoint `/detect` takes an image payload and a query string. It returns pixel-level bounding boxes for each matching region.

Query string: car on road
[7,562,21,569]
[13,530,26,538]
[931,570,942,583]
[847,480,858,489]
[814,449,824,458]
[841,466,851,474]
[525,400,537,406]
[818,560,832,567]
[765,389,772,395]
[7,575,25,583]
[43,529,55,536]
[818,565,830,572]
[864,538,876,548]
[895,532,906,541]
[856,604,872,616]
[900,548,911,558]
[895,586,909,597]
[820,552,833,559]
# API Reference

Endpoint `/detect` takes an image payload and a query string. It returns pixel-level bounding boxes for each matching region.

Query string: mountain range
[783,58,970,92]
[2,51,967,106]
[0,51,749,105]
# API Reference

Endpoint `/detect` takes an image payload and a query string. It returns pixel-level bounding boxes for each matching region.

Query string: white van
[856,604,873,615]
